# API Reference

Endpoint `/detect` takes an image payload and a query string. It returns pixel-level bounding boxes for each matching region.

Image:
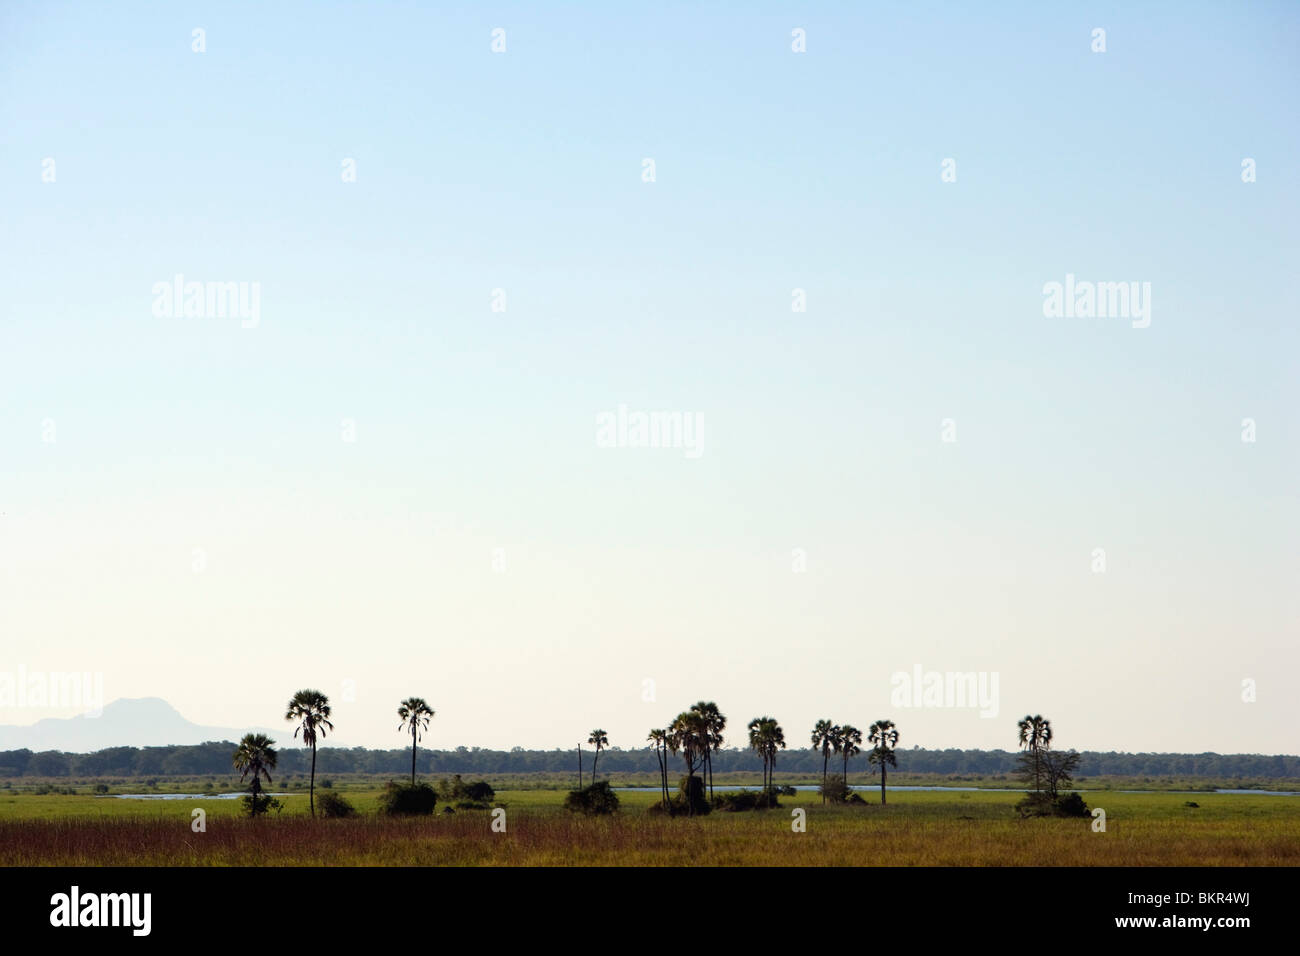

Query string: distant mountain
[0,698,278,753]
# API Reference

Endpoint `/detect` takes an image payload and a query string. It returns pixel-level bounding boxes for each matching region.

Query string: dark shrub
[820,777,853,804]
[317,791,357,818]
[667,776,711,816]
[564,780,620,815]
[93,783,109,794]
[1016,791,1089,818]
[1053,792,1090,817]
[713,788,780,811]
[463,780,495,801]
[378,781,438,816]
[241,794,282,817]
[440,774,496,803]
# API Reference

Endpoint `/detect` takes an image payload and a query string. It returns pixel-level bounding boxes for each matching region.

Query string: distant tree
[232,733,277,816]
[747,716,786,793]
[1040,749,1082,800]
[691,701,726,799]
[867,719,899,804]
[647,728,670,809]
[1017,714,1053,792]
[587,729,609,779]
[838,724,863,780]
[397,697,435,785]
[811,719,839,804]
[285,689,333,818]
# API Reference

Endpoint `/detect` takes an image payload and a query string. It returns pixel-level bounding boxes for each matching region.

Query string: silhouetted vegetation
[378,780,437,816]
[6,743,1295,781]
[316,791,357,818]
[438,774,496,808]
[232,733,276,818]
[820,775,865,805]
[563,780,620,815]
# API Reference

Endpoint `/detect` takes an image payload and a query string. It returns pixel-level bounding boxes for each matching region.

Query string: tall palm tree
[811,719,839,803]
[648,728,670,809]
[867,719,899,805]
[1017,714,1053,793]
[747,717,768,790]
[285,689,333,818]
[691,701,726,800]
[396,697,434,785]
[838,724,863,781]
[747,716,786,792]
[232,733,277,815]
[587,729,609,780]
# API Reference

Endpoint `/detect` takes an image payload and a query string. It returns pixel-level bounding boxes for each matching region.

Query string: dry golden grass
[1,788,1296,866]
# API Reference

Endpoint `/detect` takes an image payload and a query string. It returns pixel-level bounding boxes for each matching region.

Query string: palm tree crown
[286,689,333,747]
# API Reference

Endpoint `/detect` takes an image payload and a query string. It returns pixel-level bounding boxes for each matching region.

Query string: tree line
[4,739,1295,781]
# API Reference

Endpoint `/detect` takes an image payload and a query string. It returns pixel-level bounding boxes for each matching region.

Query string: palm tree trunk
[410,728,417,785]
[881,761,887,805]
[822,751,828,804]
[309,741,317,817]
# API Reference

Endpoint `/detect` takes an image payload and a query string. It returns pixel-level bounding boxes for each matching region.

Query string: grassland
[1,785,1296,866]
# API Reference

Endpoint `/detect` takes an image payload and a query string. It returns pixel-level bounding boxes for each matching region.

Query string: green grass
[0,785,1296,866]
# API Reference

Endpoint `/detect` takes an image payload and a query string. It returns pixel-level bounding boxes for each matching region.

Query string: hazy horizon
[2,3,1297,755]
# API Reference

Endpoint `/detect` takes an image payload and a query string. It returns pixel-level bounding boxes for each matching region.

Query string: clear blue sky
[1,1,1297,753]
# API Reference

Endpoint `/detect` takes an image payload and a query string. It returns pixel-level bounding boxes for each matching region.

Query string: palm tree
[588,729,609,780]
[647,728,670,809]
[285,689,333,818]
[690,701,726,799]
[668,711,710,815]
[811,719,839,803]
[747,716,786,793]
[867,719,899,804]
[396,697,434,784]
[1017,714,1053,793]
[232,733,277,815]
[838,724,863,781]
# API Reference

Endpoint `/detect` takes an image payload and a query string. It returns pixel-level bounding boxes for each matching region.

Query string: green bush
[316,791,357,818]
[563,780,620,815]
[378,781,438,816]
